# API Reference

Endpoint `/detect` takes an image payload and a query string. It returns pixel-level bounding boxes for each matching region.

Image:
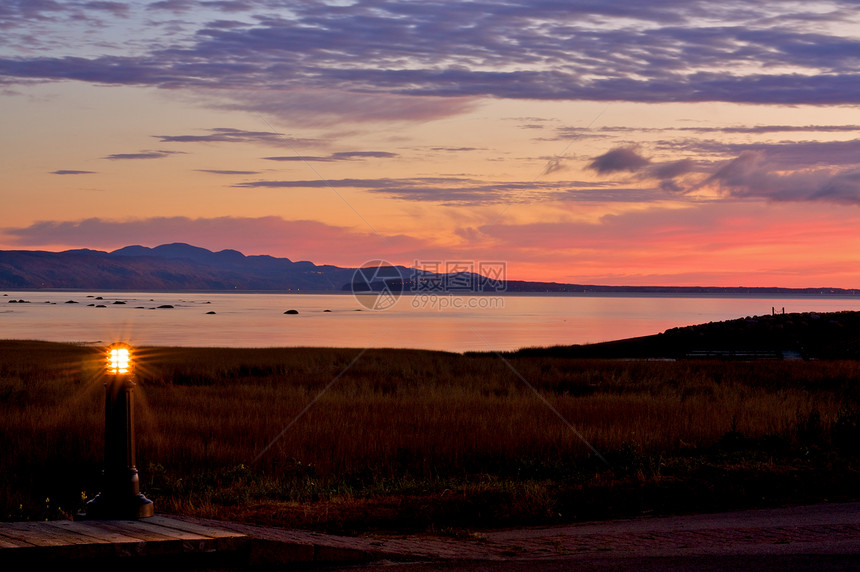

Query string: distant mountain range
[0,243,858,295]
[0,243,356,291]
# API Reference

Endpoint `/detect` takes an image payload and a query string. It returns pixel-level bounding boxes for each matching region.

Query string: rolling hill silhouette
[1,243,859,295]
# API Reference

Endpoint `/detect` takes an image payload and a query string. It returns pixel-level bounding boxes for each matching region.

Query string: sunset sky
[3,1,860,287]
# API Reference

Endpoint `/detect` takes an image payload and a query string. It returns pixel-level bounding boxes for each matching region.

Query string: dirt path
[182,501,860,569]
[354,501,860,568]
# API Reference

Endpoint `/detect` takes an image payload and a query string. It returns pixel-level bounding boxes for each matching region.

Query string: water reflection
[2,291,859,352]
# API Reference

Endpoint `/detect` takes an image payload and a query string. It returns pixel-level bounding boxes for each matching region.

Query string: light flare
[107,344,132,375]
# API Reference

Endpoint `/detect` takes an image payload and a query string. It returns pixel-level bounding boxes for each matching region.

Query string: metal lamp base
[81,493,154,520]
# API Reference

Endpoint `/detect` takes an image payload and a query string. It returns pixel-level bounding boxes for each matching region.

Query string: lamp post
[83,343,154,519]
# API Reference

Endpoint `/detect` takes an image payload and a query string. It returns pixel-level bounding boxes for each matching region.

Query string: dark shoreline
[507,310,860,360]
[5,288,860,297]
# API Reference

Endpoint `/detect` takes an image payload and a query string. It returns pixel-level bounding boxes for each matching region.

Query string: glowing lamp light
[82,342,154,520]
[107,345,131,375]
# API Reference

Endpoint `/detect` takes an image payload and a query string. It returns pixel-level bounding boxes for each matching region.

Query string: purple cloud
[235,177,470,190]
[262,156,330,163]
[207,90,477,125]
[684,125,860,135]
[556,124,860,139]
[235,176,658,205]
[103,150,184,160]
[652,159,696,180]
[2,1,860,120]
[200,2,258,13]
[707,150,860,204]
[147,0,198,13]
[196,169,259,175]
[81,2,130,17]
[588,146,651,174]
[263,151,398,162]
[154,128,319,148]
[576,139,860,205]
[51,169,97,175]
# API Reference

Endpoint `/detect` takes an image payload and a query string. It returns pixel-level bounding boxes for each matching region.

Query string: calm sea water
[2,290,860,352]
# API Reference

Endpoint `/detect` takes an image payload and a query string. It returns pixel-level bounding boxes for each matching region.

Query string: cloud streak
[51,169,97,175]
[103,150,184,160]
[196,169,259,175]
[556,125,860,140]
[263,151,399,162]
[235,176,660,205]
[154,127,319,148]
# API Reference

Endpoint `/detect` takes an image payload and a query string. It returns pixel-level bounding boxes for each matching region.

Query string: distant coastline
[497,282,860,296]
[1,243,857,295]
[3,288,860,298]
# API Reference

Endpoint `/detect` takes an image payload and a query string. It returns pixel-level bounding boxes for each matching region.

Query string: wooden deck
[0,516,254,568]
[0,515,383,568]
[2,503,859,569]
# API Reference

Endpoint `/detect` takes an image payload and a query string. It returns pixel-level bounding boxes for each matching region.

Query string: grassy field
[2,327,859,533]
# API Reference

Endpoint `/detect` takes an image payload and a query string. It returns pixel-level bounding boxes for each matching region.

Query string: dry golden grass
[1,340,858,530]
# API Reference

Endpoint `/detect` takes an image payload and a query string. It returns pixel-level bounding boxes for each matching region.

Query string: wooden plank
[146,515,247,539]
[0,521,110,560]
[44,520,140,544]
[145,516,248,552]
[0,522,73,547]
[0,529,36,548]
[75,520,182,557]
[39,521,111,544]
[81,520,178,541]
[42,520,149,560]
[0,537,26,549]
[119,519,216,554]
[126,518,218,541]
